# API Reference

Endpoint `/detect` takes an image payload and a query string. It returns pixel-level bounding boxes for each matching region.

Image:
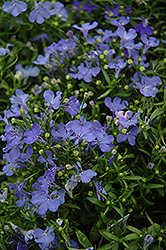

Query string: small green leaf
[126,225,141,235]
[123,233,139,241]
[150,108,164,121]
[101,68,111,85]
[111,205,124,218]
[75,229,92,248]
[98,88,112,99]
[86,197,106,208]
[99,229,120,242]
[145,184,164,189]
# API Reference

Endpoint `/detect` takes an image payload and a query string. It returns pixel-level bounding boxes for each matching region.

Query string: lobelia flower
[133,75,161,97]
[110,16,130,33]
[82,1,99,14]
[2,0,27,17]
[117,26,137,48]
[2,147,21,176]
[104,4,120,19]
[0,43,14,56]
[38,150,57,169]
[33,226,55,245]
[118,111,140,129]
[135,16,153,35]
[94,181,107,201]
[105,97,128,115]
[91,131,114,152]
[141,34,160,54]
[117,126,139,146]
[15,64,40,85]
[61,96,86,117]
[10,89,29,110]
[77,60,101,82]
[73,162,97,183]
[73,21,98,39]
[0,190,7,203]
[31,188,65,215]
[108,58,127,78]
[68,120,96,145]
[50,2,68,21]
[8,180,30,199]
[144,234,154,250]
[32,33,49,42]
[19,146,34,166]
[24,123,46,144]
[28,1,51,24]
[50,121,72,145]
[43,90,62,110]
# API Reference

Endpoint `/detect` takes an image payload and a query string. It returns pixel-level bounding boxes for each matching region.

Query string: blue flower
[73,21,98,38]
[0,190,7,203]
[15,64,40,85]
[117,126,139,146]
[94,181,107,201]
[0,43,14,56]
[43,90,62,110]
[144,234,154,250]
[141,34,159,53]
[135,16,153,36]
[24,123,46,144]
[17,242,27,250]
[73,162,97,183]
[105,97,128,114]
[2,0,27,17]
[50,2,68,21]
[28,1,51,24]
[33,226,55,245]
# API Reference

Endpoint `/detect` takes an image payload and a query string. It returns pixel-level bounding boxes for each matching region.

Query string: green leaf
[101,67,111,85]
[126,225,141,235]
[86,197,106,208]
[99,229,120,242]
[75,229,92,248]
[150,108,164,121]
[98,88,112,99]
[123,176,143,180]
[98,242,115,250]
[123,233,139,241]
[111,205,124,218]
[145,184,164,189]
[138,148,151,156]
[124,241,139,250]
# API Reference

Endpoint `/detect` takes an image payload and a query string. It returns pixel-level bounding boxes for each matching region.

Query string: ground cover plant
[0,0,166,249]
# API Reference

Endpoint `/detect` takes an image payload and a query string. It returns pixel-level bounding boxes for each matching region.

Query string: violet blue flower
[133,75,161,97]
[15,64,40,85]
[117,126,139,146]
[69,120,96,144]
[2,0,27,17]
[44,90,62,110]
[144,234,154,250]
[2,147,20,176]
[110,16,130,32]
[108,58,127,78]
[31,188,65,215]
[91,132,114,152]
[33,226,55,245]
[0,190,7,203]
[8,180,29,198]
[24,123,45,144]
[73,21,98,38]
[94,181,107,201]
[28,1,51,24]
[141,34,160,53]
[118,111,140,129]
[82,1,99,14]
[117,26,137,48]
[50,2,68,21]
[77,60,100,82]
[105,97,128,114]
[135,16,153,35]
[0,43,14,56]
[73,162,97,183]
